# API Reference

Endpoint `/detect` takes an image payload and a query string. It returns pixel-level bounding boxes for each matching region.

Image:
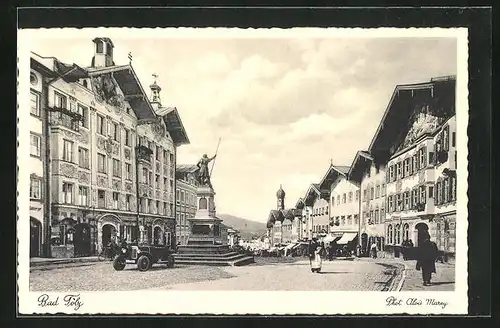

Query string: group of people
[306,233,441,286]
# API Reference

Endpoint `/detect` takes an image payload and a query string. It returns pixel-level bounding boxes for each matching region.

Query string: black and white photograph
[17,26,469,315]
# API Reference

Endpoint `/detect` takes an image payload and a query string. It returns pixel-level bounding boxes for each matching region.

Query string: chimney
[91,37,115,68]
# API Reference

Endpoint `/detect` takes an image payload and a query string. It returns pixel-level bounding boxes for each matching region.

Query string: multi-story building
[175,164,199,245]
[266,185,302,245]
[348,150,387,255]
[329,166,360,251]
[367,76,456,258]
[29,55,57,257]
[36,37,189,258]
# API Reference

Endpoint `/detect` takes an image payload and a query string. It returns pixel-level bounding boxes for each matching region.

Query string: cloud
[28,33,457,223]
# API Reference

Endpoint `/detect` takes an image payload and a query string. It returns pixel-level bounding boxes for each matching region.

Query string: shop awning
[337,232,358,245]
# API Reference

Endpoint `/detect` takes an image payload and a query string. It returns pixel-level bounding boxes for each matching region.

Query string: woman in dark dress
[416,233,439,286]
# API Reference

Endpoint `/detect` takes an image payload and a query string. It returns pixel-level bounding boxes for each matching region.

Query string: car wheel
[137,255,151,272]
[167,255,175,268]
[113,256,126,271]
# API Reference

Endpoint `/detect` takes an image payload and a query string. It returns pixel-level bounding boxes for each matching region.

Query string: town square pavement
[30,257,405,292]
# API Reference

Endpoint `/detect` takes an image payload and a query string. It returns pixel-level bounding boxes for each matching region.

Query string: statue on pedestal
[196,153,216,187]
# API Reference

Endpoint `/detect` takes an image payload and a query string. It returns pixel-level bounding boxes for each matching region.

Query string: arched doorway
[153,226,163,246]
[415,222,429,247]
[30,217,42,257]
[74,223,91,257]
[102,224,117,247]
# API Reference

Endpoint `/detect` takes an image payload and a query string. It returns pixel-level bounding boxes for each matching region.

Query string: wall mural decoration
[61,129,78,141]
[60,162,78,178]
[112,179,122,191]
[152,118,166,141]
[78,130,90,144]
[97,176,108,188]
[124,148,131,160]
[78,171,90,184]
[156,190,161,199]
[90,73,127,115]
[397,105,443,153]
[125,182,133,192]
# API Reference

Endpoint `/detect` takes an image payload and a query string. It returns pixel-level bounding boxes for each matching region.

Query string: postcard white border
[17,27,469,315]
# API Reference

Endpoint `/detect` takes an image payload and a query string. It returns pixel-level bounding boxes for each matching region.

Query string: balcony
[136,145,153,163]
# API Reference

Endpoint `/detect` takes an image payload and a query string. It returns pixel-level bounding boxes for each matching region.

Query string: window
[370,187,374,200]
[387,225,393,244]
[342,193,346,204]
[412,154,418,173]
[375,185,380,198]
[78,186,88,206]
[30,134,41,157]
[419,147,427,169]
[62,183,73,204]
[412,189,418,208]
[30,92,40,116]
[125,163,132,180]
[97,153,107,173]
[78,104,89,128]
[30,176,41,199]
[126,195,131,211]
[348,192,353,203]
[444,178,450,203]
[155,174,160,186]
[148,172,152,185]
[452,132,456,147]
[374,209,379,224]
[78,147,89,169]
[125,129,131,146]
[380,208,385,223]
[97,115,105,135]
[98,190,106,208]
[396,162,402,179]
[355,190,360,201]
[164,177,168,190]
[381,183,386,196]
[363,189,367,199]
[113,192,119,209]
[181,191,185,203]
[404,159,410,176]
[156,201,160,214]
[420,185,427,204]
[62,139,74,162]
[404,191,410,210]
[389,165,394,182]
[147,199,152,213]
[443,126,450,151]
[114,123,120,142]
[142,168,148,184]
[54,91,67,109]
[403,224,410,242]
[337,195,340,205]
[156,146,161,161]
[113,159,121,177]
[428,186,434,199]
[176,189,180,203]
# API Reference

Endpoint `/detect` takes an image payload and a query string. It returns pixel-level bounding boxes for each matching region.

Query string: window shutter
[423,147,427,168]
[408,159,413,175]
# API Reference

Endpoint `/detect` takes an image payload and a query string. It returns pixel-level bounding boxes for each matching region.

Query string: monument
[175,149,254,266]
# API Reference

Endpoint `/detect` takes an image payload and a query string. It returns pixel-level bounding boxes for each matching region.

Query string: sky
[28,31,457,223]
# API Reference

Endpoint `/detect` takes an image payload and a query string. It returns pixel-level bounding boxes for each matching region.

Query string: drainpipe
[42,75,59,258]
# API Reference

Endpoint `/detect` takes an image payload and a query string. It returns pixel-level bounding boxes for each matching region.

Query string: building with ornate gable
[32,37,189,258]
[266,185,303,245]
[366,76,456,258]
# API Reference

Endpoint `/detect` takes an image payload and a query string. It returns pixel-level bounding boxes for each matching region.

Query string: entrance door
[153,226,162,245]
[415,222,429,247]
[74,223,91,257]
[102,224,116,247]
[30,218,41,257]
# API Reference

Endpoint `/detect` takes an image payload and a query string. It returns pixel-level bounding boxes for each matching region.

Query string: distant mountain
[218,214,267,240]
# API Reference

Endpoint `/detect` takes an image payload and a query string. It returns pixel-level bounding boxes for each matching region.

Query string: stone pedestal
[175,185,254,266]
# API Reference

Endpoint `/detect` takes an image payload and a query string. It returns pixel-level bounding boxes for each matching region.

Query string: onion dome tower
[276,184,285,210]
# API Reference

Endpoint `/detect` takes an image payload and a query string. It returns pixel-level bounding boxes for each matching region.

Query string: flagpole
[210,137,221,177]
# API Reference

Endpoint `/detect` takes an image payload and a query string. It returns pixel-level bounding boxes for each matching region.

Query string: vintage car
[113,242,175,272]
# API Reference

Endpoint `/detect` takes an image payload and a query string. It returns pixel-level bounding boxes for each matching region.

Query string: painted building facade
[368,76,456,257]
[35,37,189,258]
[175,164,199,245]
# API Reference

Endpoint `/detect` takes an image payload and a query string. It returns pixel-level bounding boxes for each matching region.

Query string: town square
[22,29,460,297]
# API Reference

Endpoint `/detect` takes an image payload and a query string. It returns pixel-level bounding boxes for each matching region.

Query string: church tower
[149,73,162,110]
[276,185,285,210]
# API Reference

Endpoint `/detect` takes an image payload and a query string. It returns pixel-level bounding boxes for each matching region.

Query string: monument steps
[174,255,255,267]
[174,252,246,262]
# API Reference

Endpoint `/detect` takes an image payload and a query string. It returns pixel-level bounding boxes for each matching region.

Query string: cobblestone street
[30,257,403,292]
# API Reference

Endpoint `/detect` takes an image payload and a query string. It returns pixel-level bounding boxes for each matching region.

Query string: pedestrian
[416,233,439,286]
[370,242,378,259]
[356,244,362,257]
[310,241,325,273]
[308,238,318,273]
[325,243,331,261]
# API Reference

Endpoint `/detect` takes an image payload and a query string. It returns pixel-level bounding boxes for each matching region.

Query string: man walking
[416,233,439,286]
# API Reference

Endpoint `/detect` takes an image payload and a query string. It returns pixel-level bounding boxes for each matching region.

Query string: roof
[176,164,198,174]
[318,164,350,191]
[295,197,305,209]
[303,183,321,206]
[267,209,285,228]
[368,77,456,157]
[348,150,374,184]
[160,107,190,146]
[281,209,295,220]
[87,64,157,122]
[30,57,57,77]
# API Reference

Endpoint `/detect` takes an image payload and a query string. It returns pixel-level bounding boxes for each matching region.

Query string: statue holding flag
[196,138,221,188]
